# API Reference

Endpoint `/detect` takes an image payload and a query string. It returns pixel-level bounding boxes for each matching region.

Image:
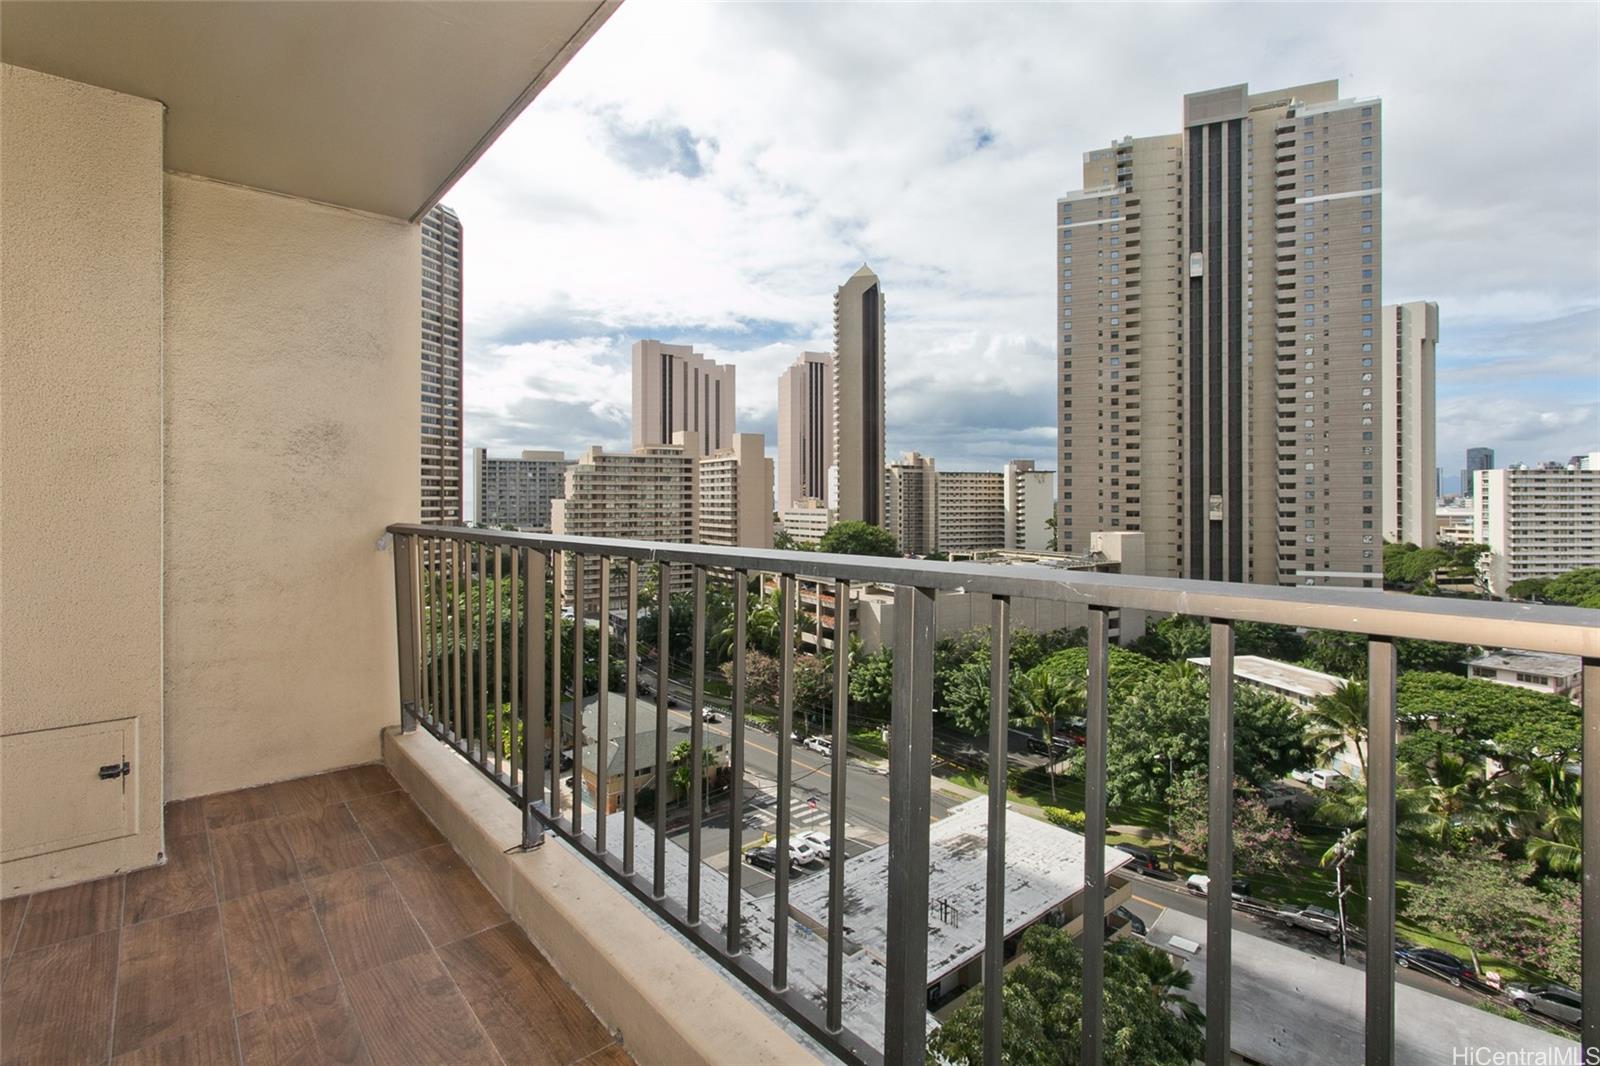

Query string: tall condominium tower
[1462,446,1495,498]
[883,452,936,555]
[833,265,887,526]
[473,448,570,530]
[937,470,1006,553]
[698,433,775,550]
[1380,302,1438,548]
[1058,81,1383,587]
[1473,458,1600,598]
[631,340,735,458]
[777,351,834,509]
[420,204,463,525]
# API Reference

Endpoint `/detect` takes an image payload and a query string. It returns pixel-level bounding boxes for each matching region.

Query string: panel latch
[98,760,131,780]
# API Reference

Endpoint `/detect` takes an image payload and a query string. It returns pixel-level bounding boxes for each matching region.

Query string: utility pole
[1331,828,1355,965]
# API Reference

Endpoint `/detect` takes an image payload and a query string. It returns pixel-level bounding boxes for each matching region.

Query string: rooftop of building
[1468,650,1583,677]
[1188,655,1348,699]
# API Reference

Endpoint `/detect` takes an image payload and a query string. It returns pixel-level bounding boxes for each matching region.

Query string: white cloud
[447,1,1600,518]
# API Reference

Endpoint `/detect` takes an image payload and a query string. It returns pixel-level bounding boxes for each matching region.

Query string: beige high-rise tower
[832,265,886,526]
[420,204,463,525]
[631,340,735,458]
[883,452,936,555]
[777,350,834,509]
[1058,81,1383,587]
[1381,302,1438,548]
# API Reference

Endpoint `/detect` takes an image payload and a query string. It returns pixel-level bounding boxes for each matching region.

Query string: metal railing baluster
[688,566,706,925]
[726,568,748,954]
[392,533,418,732]
[451,539,462,745]
[571,555,586,840]
[1081,605,1110,1066]
[550,551,563,820]
[508,546,519,791]
[654,561,671,900]
[432,538,443,730]
[465,542,476,757]
[826,577,852,1033]
[624,560,638,873]
[1366,636,1397,1066]
[597,559,611,855]
[1207,619,1235,1066]
[1584,657,1599,1058]
[522,548,546,847]
[982,594,1010,1065]
[493,545,503,779]
[884,583,935,1065]
[478,543,488,769]
[773,572,796,989]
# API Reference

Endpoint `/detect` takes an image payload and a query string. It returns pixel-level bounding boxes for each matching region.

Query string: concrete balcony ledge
[381,727,822,1066]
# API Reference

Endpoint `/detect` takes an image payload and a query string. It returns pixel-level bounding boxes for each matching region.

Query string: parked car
[700,707,722,723]
[1310,768,1347,790]
[1185,874,1251,899]
[744,846,797,874]
[795,831,831,860]
[1114,843,1161,873]
[1276,905,1344,939]
[1395,945,1476,988]
[803,735,833,756]
[1506,983,1582,1027]
[1110,905,1146,937]
[1026,735,1074,757]
[789,839,823,866]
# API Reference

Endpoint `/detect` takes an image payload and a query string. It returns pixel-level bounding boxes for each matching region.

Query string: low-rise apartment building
[778,498,835,545]
[1473,456,1600,598]
[1467,650,1584,701]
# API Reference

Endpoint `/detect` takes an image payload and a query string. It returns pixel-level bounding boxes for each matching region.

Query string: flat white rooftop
[1189,655,1346,700]
[1469,650,1583,676]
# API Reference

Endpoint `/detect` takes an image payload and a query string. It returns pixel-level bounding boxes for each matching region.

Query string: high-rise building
[1473,457,1600,598]
[1462,446,1495,498]
[936,470,1006,553]
[631,340,735,458]
[1004,459,1056,551]
[777,351,834,510]
[698,432,774,550]
[1058,81,1384,587]
[551,436,699,610]
[832,265,886,526]
[883,452,935,556]
[472,448,570,530]
[1380,302,1437,548]
[420,204,463,524]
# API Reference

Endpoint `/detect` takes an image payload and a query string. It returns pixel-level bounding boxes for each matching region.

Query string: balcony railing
[385,523,1599,1066]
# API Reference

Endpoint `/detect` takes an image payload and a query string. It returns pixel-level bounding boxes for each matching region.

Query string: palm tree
[1406,751,1499,847]
[1313,780,1440,865]
[1010,663,1084,802]
[1119,941,1205,1031]
[1302,680,1369,780]
[1501,758,1582,875]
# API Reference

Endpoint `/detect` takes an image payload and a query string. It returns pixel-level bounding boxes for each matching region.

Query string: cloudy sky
[448,1,1599,517]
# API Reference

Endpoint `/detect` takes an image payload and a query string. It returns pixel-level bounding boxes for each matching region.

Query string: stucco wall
[1,65,167,892]
[163,173,418,799]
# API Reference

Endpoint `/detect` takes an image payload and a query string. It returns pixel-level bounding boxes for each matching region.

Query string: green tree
[668,739,715,799]
[1301,630,1469,679]
[1405,851,1579,983]
[1302,680,1368,779]
[1397,672,1581,765]
[1130,614,1209,661]
[929,926,1205,1066]
[1539,566,1600,608]
[1383,542,1453,592]
[1167,774,1300,877]
[772,528,815,553]
[1106,663,1311,808]
[1011,663,1085,802]
[817,520,899,557]
[848,646,893,720]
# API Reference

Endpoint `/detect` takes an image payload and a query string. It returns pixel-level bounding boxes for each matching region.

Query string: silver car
[1506,983,1581,1027]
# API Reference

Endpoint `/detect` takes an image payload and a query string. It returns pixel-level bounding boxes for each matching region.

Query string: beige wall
[1,66,167,892]
[162,173,418,799]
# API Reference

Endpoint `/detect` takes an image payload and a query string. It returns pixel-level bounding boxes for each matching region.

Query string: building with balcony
[778,499,836,546]
[936,470,1007,553]
[473,447,570,530]
[421,205,465,525]
[1380,301,1438,548]
[884,451,938,555]
[631,340,735,458]
[697,432,774,550]
[1004,458,1056,551]
[1059,81,1385,588]
[1473,458,1600,597]
[777,350,834,510]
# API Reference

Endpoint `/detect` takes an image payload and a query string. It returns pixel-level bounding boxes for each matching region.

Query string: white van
[1309,768,1346,790]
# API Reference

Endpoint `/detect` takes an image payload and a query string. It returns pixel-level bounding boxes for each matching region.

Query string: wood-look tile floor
[1,765,631,1066]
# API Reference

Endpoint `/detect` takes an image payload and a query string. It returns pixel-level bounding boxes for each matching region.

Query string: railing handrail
[388,523,1600,657]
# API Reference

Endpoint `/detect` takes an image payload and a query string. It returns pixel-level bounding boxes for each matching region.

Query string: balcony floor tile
[0,765,630,1066]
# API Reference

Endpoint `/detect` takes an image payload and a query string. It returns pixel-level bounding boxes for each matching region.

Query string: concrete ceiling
[0,1,618,221]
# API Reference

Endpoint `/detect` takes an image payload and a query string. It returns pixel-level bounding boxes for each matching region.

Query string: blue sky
[448,1,1599,516]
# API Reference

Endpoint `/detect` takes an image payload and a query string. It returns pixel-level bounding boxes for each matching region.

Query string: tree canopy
[816,520,899,557]
[1405,852,1579,984]
[1396,671,1582,765]
[1508,567,1600,608]
[929,925,1205,1066]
